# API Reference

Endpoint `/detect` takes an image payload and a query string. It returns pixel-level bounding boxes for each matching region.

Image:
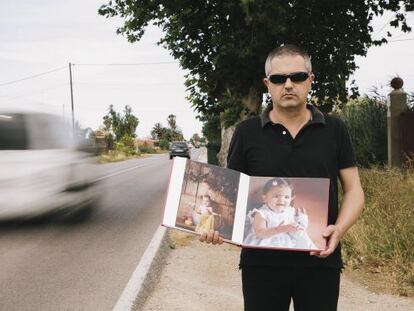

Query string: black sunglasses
[267,72,310,84]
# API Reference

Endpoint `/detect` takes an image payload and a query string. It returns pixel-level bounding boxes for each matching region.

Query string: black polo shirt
[227,104,356,268]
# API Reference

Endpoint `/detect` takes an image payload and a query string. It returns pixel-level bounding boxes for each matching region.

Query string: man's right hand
[199,229,223,245]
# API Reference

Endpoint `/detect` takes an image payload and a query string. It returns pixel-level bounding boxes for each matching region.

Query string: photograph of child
[243,177,327,250]
[190,194,216,233]
[175,161,239,240]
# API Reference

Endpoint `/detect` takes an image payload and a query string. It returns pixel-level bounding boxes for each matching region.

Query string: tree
[166,114,184,141]
[102,104,139,141]
[150,122,166,140]
[99,1,413,116]
[167,114,178,131]
[190,133,204,147]
[151,116,184,143]
[99,0,413,162]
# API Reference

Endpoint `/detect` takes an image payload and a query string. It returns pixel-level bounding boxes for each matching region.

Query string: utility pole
[69,62,75,129]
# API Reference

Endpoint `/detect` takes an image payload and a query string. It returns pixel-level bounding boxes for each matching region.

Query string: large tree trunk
[217,88,261,167]
[217,125,235,167]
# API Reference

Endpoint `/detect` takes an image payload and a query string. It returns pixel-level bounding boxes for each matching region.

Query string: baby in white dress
[244,178,318,250]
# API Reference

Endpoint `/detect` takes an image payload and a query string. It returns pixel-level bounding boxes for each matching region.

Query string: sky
[1,1,413,139]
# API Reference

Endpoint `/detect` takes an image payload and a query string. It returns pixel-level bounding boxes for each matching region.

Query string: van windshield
[0,114,28,150]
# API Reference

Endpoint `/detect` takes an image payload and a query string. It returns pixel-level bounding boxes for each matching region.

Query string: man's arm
[311,166,364,257]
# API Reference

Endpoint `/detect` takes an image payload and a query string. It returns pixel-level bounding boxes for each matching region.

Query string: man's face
[264,55,313,110]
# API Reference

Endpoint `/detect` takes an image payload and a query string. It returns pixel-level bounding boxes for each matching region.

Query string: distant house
[93,129,112,152]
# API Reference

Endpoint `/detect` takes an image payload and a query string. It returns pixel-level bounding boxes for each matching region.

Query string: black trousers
[242,266,341,311]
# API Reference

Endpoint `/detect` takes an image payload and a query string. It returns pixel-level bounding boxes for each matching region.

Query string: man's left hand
[310,225,343,258]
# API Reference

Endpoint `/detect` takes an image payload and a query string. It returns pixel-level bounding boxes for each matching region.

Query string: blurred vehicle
[169,141,190,160]
[0,111,100,221]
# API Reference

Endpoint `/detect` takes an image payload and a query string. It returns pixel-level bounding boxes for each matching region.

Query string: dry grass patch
[98,151,139,163]
[168,230,195,248]
[342,166,414,296]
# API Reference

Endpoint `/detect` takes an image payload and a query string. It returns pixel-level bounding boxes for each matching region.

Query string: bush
[335,97,387,167]
[139,145,156,154]
[207,142,221,165]
[114,135,139,155]
[342,167,414,295]
[159,139,170,150]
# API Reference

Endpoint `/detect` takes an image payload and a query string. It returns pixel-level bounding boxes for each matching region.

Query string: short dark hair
[265,44,312,76]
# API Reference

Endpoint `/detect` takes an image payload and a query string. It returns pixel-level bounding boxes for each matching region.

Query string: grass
[342,166,414,296]
[97,151,141,163]
[168,230,195,249]
[97,148,168,163]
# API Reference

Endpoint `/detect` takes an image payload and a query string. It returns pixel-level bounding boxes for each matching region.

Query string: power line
[373,16,395,38]
[0,61,179,87]
[0,66,67,87]
[388,37,414,42]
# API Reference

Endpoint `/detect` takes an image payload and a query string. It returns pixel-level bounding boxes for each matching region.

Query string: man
[200,44,364,311]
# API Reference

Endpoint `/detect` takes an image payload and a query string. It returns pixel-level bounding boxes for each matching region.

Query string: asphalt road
[0,152,197,311]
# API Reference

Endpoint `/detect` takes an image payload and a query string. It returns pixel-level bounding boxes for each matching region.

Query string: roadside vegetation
[335,96,414,296]
[97,136,165,163]
[342,165,414,296]
[93,107,203,163]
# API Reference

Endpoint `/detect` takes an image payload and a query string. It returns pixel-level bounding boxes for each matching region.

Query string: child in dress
[192,195,218,234]
[243,178,318,250]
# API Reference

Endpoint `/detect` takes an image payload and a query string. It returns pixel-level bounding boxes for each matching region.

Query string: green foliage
[150,115,184,143]
[158,139,170,150]
[99,0,414,128]
[150,122,167,140]
[335,97,387,167]
[166,114,184,141]
[343,167,414,296]
[207,142,221,165]
[114,135,138,155]
[201,114,221,144]
[103,105,139,141]
[139,145,156,154]
[104,132,115,151]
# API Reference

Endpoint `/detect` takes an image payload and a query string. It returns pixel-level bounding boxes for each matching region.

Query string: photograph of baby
[175,161,240,240]
[243,177,329,250]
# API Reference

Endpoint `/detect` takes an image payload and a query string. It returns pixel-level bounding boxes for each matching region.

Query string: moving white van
[0,111,99,221]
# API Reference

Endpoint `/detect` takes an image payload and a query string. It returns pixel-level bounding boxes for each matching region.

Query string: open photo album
[163,157,330,252]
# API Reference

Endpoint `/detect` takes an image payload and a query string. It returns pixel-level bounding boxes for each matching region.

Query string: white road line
[93,163,148,182]
[112,226,167,311]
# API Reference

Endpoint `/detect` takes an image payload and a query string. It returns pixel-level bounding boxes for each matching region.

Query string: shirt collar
[260,103,326,128]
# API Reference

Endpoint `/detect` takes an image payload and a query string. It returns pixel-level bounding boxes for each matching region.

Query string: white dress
[192,204,210,225]
[243,205,318,250]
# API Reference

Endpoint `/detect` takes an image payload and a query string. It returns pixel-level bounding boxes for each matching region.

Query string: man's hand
[199,229,223,245]
[310,224,343,258]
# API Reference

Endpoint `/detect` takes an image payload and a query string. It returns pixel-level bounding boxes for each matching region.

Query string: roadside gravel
[142,232,414,311]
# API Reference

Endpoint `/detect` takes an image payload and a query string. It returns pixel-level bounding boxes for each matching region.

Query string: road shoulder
[142,232,414,311]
